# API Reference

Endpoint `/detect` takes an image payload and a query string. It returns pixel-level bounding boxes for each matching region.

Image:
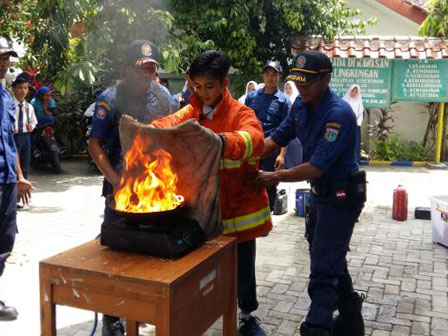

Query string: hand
[274,154,284,170]
[26,124,33,132]
[246,170,279,192]
[17,178,35,205]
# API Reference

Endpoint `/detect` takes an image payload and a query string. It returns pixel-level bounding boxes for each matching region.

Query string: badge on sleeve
[96,101,110,120]
[324,122,341,142]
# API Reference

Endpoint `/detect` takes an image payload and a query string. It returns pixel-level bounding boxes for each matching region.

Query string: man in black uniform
[251,51,366,336]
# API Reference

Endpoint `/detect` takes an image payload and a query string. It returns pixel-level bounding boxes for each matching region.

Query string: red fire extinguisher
[393,185,408,221]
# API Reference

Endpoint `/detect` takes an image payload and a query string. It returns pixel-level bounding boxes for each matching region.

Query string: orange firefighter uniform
[151,88,272,243]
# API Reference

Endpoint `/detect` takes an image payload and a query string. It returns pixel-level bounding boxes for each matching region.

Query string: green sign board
[392,59,448,102]
[330,58,392,108]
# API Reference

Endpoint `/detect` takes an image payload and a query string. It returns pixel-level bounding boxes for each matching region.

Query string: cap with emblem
[263,61,282,74]
[286,50,332,85]
[127,40,159,67]
[0,36,18,57]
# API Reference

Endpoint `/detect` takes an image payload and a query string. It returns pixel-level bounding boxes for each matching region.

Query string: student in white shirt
[343,84,364,163]
[12,73,37,179]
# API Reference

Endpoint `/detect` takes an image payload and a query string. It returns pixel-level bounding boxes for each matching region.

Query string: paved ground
[1,159,448,336]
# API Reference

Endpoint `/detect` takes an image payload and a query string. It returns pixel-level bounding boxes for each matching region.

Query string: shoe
[0,301,18,321]
[239,316,266,336]
[300,322,331,336]
[17,202,24,209]
[333,292,365,336]
[102,315,124,336]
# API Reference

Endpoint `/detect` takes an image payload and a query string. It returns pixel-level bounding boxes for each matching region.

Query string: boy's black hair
[188,50,231,80]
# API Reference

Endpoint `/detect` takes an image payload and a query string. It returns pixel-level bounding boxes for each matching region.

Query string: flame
[114,133,184,213]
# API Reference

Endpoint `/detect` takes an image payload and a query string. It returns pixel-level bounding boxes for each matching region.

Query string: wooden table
[39,236,237,336]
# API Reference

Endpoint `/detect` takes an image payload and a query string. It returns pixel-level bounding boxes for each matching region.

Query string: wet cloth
[119,116,223,239]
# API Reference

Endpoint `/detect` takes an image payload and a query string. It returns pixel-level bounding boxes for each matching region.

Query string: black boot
[333,292,365,336]
[300,322,332,336]
[102,314,125,336]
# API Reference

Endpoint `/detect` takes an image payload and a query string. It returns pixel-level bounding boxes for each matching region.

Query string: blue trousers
[0,183,17,277]
[260,149,280,211]
[14,133,32,179]
[305,198,362,329]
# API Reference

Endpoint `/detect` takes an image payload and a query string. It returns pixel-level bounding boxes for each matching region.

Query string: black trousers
[0,183,17,276]
[237,239,258,313]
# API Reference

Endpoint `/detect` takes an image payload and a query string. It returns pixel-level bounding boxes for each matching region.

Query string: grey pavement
[1,159,448,336]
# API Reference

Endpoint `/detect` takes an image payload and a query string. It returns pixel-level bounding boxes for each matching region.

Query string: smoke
[86,0,175,82]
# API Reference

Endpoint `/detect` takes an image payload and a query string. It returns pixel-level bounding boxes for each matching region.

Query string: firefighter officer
[88,40,177,336]
[250,50,367,336]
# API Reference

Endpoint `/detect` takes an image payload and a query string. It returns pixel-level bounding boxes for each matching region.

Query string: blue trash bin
[296,188,311,217]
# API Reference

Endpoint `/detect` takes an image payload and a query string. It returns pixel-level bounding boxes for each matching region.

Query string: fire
[114,132,184,213]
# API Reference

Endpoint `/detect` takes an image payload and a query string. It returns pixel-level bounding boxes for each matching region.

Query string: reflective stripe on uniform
[223,206,271,234]
[220,156,260,170]
[236,131,253,160]
[220,159,241,169]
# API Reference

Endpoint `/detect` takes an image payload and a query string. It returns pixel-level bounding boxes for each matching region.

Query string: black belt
[310,181,349,200]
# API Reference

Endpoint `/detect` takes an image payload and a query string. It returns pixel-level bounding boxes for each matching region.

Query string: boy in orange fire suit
[151,50,272,336]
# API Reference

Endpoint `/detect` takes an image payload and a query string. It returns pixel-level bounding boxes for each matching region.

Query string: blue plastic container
[296,188,311,217]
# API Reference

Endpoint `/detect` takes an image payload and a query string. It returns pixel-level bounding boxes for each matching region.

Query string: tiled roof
[291,35,448,59]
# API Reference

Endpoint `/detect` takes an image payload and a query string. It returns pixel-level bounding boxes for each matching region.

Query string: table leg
[126,320,139,336]
[40,279,56,336]
[223,244,237,336]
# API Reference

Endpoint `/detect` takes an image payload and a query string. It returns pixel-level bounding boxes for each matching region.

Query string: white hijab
[238,81,259,104]
[284,80,299,105]
[343,84,364,126]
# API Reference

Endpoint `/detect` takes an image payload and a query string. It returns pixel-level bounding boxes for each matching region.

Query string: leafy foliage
[171,0,375,75]
[419,0,448,37]
[371,139,433,161]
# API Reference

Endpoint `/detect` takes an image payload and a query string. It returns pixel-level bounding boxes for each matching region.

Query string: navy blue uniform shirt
[271,89,358,183]
[90,82,176,165]
[0,84,17,184]
[245,88,290,137]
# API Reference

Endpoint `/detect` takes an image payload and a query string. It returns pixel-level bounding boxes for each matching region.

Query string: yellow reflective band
[247,156,260,165]
[291,68,318,74]
[222,206,271,234]
[236,131,253,160]
[220,159,241,169]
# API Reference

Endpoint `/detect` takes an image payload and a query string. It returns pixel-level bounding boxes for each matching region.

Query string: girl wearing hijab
[343,84,364,163]
[284,80,299,105]
[283,80,302,168]
[238,80,258,104]
[30,86,56,125]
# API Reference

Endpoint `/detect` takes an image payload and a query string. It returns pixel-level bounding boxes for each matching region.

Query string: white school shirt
[14,98,38,134]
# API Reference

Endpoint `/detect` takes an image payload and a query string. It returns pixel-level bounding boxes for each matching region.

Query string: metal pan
[107,195,186,224]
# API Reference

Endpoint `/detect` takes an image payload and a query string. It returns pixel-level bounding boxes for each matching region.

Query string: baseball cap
[0,36,18,57]
[127,40,159,67]
[286,50,332,85]
[263,61,282,74]
[12,72,31,86]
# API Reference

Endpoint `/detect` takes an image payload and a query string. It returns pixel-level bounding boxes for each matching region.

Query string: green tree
[171,0,375,76]
[1,1,177,94]
[419,0,448,37]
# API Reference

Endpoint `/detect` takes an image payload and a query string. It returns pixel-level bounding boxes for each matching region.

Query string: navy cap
[12,72,30,86]
[263,61,282,74]
[0,36,18,57]
[286,50,332,85]
[127,40,159,67]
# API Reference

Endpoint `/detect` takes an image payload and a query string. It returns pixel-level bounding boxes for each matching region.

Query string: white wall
[348,0,420,35]
[348,0,432,149]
